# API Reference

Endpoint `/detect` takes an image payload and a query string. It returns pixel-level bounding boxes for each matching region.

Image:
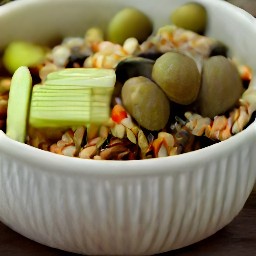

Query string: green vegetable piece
[6,66,32,142]
[107,7,153,44]
[197,56,244,118]
[121,76,170,131]
[45,68,115,90]
[171,2,207,34]
[152,52,201,105]
[29,68,116,128]
[3,41,47,74]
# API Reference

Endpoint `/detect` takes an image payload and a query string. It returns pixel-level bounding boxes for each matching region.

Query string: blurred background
[228,0,256,16]
[0,0,14,5]
[1,0,256,17]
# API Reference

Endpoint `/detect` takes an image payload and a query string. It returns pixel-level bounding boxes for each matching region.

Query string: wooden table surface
[1,0,256,255]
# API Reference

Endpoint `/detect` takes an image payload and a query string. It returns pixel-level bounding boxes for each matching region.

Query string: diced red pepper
[111,104,127,123]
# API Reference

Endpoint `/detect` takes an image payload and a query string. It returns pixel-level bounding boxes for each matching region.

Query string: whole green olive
[152,52,201,105]
[171,2,207,34]
[121,76,170,131]
[197,55,244,118]
[3,41,47,74]
[107,8,153,45]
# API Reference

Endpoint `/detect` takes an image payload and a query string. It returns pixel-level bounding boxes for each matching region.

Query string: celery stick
[45,68,116,87]
[6,66,32,142]
[46,68,115,79]
[45,77,115,87]
[29,68,116,128]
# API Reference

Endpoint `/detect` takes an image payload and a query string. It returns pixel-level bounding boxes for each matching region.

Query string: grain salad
[0,2,254,160]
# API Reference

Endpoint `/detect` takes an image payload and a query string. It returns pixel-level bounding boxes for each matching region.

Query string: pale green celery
[29,118,89,128]
[34,85,93,92]
[46,68,115,79]
[32,89,105,97]
[46,68,116,87]
[31,103,109,112]
[6,66,32,142]
[31,89,111,104]
[30,110,92,127]
[29,68,116,128]
[31,94,93,102]
[30,108,109,128]
[33,83,113,97]
[45,77,115,87]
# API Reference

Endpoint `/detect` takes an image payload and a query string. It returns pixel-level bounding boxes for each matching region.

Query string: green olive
[171,2,207,34]
[121,76,170,131]
[107,8,153,45]
[152,52,201,105]
[197,56,244,118]
[3,41,47,74]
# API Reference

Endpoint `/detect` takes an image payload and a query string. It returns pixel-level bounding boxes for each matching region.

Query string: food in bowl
[0,0,256,255]
[0,1,254,160]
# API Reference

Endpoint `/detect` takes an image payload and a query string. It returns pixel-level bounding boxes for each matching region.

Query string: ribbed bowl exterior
[0,132,255,255]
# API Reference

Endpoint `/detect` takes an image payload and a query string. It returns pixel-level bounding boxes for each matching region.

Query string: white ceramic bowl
[0,0,256,255]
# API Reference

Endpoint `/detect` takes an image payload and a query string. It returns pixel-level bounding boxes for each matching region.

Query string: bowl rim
[1,0,256,177]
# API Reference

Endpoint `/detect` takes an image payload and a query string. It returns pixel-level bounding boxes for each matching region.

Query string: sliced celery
[29,68,116,128]
[46,68,115,79]
[45,77,115,87]
[6,66,32,142]
[45,68,116,87]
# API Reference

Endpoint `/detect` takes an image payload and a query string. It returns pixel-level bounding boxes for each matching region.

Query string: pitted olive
[121,76,170,131]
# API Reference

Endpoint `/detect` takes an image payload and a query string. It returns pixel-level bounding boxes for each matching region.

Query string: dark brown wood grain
[0,192,255,256]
